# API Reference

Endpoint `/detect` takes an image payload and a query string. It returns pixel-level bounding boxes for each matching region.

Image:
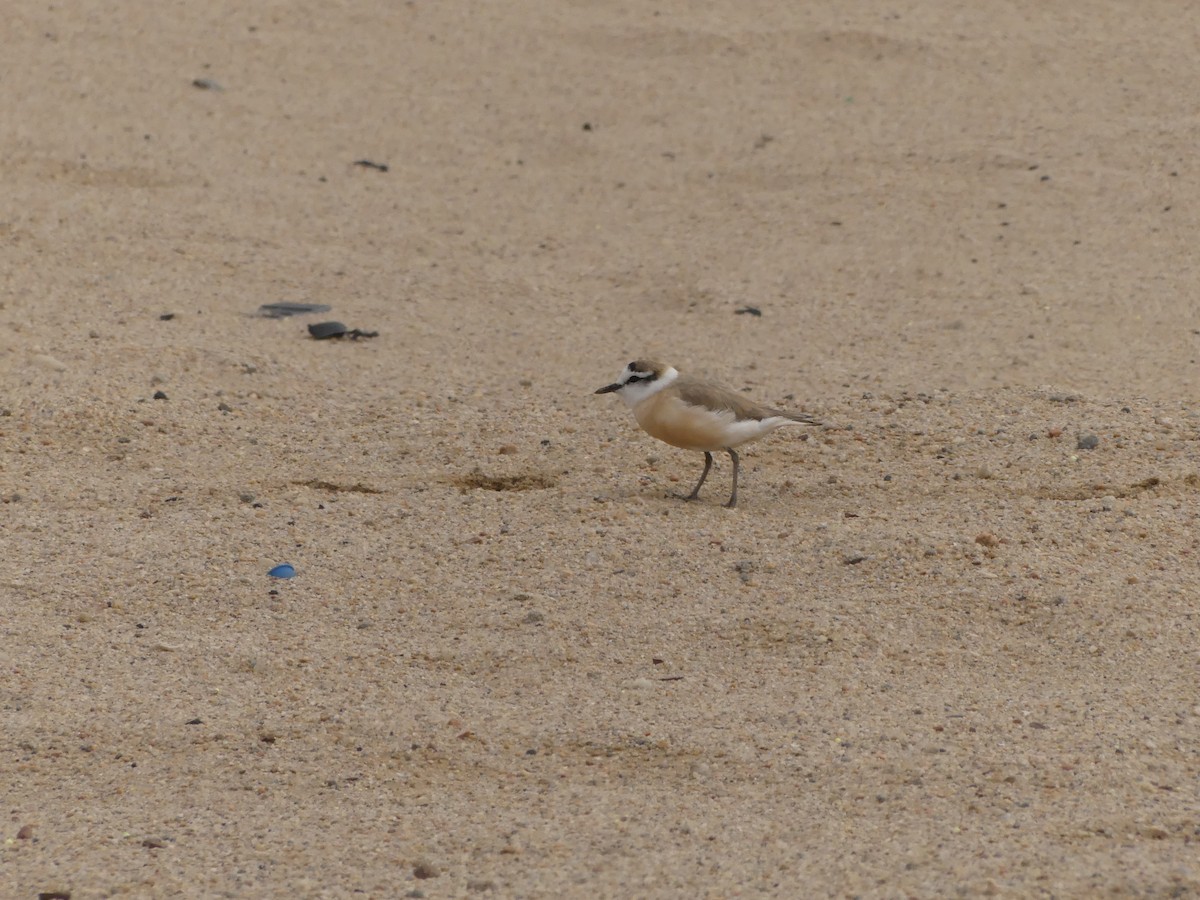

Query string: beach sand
[2,2,1197,896]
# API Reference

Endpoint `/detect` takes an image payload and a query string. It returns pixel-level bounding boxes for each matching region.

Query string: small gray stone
[1076,433,1100,450]
[734,560,756,582]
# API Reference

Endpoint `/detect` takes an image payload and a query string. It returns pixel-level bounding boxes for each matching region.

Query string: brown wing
[674,375,819,424]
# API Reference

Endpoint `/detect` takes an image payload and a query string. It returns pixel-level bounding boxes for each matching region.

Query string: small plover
[595,359,818,508]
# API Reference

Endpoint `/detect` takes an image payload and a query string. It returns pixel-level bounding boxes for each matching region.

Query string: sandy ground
[2,1,1199,897]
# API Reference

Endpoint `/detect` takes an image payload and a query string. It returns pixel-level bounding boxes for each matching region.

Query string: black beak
[595,383,621,394]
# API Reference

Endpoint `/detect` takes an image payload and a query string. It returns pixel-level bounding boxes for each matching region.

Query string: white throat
[620,366,678,408]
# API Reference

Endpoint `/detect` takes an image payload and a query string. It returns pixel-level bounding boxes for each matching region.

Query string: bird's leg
[724,448,740,508]
[685,451,713,500]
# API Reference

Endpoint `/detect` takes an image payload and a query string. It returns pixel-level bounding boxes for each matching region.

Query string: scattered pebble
[268,563,296,579]
[152,390,168,401]
[191,77,223,91]
[308,321,379,340]
[1076,433,1100,450]
[412,861,440,880]
[257,303,332,318]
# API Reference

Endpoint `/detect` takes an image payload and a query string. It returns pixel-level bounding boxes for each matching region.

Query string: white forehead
[615,364,677,406]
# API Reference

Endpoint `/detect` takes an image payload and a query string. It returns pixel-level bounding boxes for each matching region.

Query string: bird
[595,359,819,508]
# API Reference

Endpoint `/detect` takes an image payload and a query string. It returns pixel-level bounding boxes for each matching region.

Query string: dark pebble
[413,861,440,879]
[257,303,332,318]
[308,321,348,339]
[308,321,379,340]
[1076,434,1100,450]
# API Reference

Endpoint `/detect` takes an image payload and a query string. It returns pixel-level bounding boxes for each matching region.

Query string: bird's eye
[626,374,646,384]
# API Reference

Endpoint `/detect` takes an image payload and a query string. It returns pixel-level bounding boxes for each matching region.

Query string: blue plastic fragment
[268,563,296,579]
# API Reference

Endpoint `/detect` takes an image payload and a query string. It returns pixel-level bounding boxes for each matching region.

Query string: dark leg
[724,448,740,508]
[685,451,713,500]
